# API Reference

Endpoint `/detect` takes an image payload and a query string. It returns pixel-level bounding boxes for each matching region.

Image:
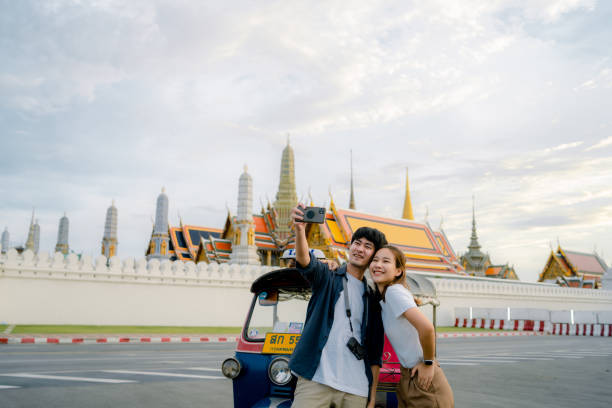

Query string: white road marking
[478,356,554,360]
[548,354,609,358]
[0,385,21,389]
[185,367,220,372]
[0,373,136,384]
[440,359,517,364]
[103,370,223,380]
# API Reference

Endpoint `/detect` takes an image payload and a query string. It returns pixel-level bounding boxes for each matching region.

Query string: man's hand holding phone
[291,204,306,232]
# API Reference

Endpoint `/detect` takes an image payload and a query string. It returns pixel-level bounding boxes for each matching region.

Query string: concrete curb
[1,331,548,345]
[0,336,240,345]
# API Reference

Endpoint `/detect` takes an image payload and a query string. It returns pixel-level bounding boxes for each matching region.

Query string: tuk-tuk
[221,267,439,408]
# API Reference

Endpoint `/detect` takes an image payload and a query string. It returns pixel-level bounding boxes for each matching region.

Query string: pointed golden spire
[402,168,414,220]
[328,186,336,210]
[349,150,356,210]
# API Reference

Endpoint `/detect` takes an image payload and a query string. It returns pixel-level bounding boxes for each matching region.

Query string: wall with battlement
[1,249,611,327]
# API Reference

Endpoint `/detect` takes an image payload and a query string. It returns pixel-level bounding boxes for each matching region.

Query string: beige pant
[396,364,454,408]
[291,376,368,408]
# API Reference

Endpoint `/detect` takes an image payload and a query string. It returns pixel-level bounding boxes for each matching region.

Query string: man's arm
[367,298,385,367]
[290,204,310,268]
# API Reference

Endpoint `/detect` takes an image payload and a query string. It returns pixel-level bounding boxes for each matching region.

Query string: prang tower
[274,138,298,242]
[55,213,69,255]
[1,227,9,253]
[25,210,40,253]
[230,165,260,265]
[101,201,118,258]
[147,188,170,260]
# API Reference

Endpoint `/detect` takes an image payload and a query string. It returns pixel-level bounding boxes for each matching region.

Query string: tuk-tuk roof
[250,267,437,299]
[250,268,311,294]
[405,273,437,298]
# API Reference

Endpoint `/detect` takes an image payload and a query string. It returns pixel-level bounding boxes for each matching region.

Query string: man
[289,203,387,408]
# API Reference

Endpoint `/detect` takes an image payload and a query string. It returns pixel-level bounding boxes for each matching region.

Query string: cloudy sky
[1,0,611,282]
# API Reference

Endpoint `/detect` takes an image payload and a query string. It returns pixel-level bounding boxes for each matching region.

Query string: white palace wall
[1,249,612,327]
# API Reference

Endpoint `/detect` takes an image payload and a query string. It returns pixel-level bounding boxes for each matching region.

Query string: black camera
[302,206,326,224]
[346,337,367,360]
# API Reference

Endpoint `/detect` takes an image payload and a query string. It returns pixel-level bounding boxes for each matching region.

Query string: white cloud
[586,136,612,151]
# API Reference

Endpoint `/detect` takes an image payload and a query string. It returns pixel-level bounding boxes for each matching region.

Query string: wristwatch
[423,360,434,366]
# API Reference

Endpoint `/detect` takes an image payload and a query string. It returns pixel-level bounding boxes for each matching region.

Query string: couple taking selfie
[289,204,454,408]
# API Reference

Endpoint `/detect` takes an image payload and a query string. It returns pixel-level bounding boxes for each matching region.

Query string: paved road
[1,336,611,407]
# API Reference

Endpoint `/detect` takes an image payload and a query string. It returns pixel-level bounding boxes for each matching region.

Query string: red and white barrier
[453,318,547,332]
[550,323,612,336]
[438,331,545,339]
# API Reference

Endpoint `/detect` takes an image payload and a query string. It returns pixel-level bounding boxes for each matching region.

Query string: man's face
[348,237,375,268]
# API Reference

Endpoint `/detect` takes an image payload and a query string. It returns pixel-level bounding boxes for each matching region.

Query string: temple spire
[25,209,38,252]
[147,188,170,260]
[55,213,70,255]
[468,195,481,251]
[274,137,298,242]
[402,168,414,220]
[1,226,9,254]
[349,150,356,210]
[102,200,118,258]
[230,164,259,264]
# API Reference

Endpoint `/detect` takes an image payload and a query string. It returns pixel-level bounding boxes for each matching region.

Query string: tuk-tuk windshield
[245,290,310,341]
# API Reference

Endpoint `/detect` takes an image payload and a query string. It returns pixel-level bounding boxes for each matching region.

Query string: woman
[369,245,454,408]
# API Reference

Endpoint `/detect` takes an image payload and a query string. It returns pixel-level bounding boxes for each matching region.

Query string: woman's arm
[367,364,380,408]
[402,307,435,359]
[403,307,436,389]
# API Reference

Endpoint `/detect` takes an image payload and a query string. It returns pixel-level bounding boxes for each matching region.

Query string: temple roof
[561,249,608,275]
[539,246,607,288]
[320,205,464,274]
[167,225,223,262]
[485,264,518,280]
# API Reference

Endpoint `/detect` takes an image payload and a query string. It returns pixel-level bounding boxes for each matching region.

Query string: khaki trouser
[396,364,454,408]
[291,376,368,408]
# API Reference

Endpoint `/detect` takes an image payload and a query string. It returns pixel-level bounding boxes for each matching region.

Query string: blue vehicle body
[231,352,294,408]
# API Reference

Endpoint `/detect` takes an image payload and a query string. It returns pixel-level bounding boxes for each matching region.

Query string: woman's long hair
[375,245,409,301]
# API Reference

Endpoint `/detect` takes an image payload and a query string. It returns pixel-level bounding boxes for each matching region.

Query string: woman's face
[370,248,402,285]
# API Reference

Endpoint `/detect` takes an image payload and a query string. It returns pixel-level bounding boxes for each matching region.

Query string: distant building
[146,188,170,261]
[459,197,518,279]
[142,140,464,273]
[539,246,608,289]
[148,139,298,265]
[1,227,9,253]
[602,265,612,290]
[229,165,260,265]
[273,137,298,243]
[55,213,69,255]
[101,201,118,258]
[303,171,464,274]
[25,210,40,254]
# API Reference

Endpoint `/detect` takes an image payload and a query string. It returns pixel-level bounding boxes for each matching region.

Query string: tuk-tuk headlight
[222,358,241,379]
[268,357,292,385]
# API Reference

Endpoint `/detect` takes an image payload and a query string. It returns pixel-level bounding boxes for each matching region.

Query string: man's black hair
[350,227,388,253]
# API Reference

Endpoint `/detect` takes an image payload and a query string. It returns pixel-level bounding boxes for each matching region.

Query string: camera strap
[342,275,355,335]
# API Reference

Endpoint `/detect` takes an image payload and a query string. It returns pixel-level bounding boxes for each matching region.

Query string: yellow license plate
[262,333,301,354]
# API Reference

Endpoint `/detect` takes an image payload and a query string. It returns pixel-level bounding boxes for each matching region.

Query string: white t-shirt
[311,273,369,397]
[380,284,423,368]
